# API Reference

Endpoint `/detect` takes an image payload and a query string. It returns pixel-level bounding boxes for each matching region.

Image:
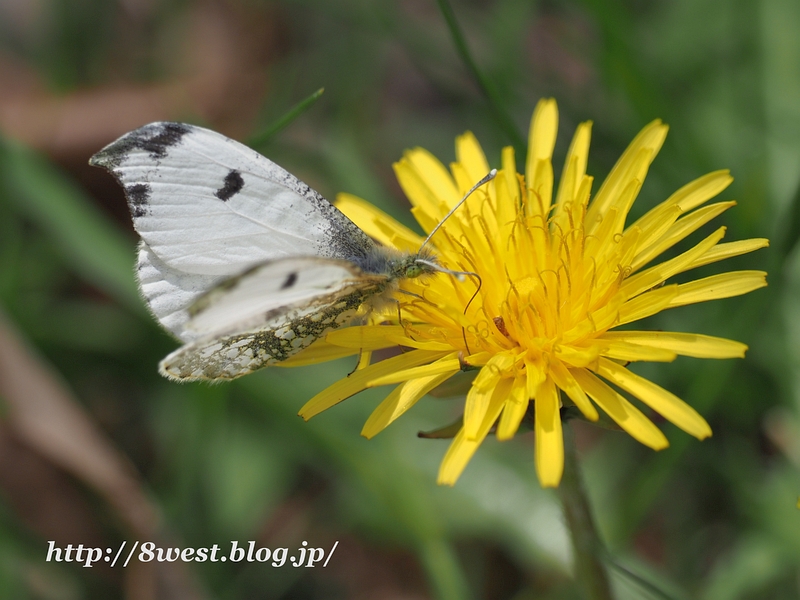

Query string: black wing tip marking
[214,169,245,201]
[126,183,152,217]
[88,122,194,170]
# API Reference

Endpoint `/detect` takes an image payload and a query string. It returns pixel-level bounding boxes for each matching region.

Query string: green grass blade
[248,87,325,150]
[777,179,800,263]
[435,0,526,156]
[604,553,685,600]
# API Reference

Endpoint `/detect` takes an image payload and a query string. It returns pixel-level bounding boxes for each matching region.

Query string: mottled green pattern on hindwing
[160,282,385,380]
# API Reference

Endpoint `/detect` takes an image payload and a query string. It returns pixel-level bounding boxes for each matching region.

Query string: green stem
[418,537,472,600]
[434,0,526,157]
[558,423,614,600]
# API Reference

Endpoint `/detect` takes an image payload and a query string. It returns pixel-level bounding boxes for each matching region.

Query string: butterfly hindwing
[159,256,390,380]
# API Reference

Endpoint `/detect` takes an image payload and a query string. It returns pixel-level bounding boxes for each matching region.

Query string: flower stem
[557,422,614,600]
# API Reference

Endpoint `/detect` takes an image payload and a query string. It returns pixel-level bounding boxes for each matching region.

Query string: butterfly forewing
[90,122,375,275]
[136,242,222,340]
[159,258,389,381]
[91,122,382,342]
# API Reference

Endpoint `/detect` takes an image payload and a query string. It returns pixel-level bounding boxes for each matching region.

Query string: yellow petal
[474,352,516,390]
[356,350,372,371]
[493,164,519,232]
[555,121,592,207]
[525,98,558,216]
[631,201,736,271]
[551,156,579,236]
[571,368,669,450]
[535,377,564,487]
[549,359,599,421]
[496,377,528,440]
[526,358,546,398]
[361,371,455,439]
[406,148,461,207]
[527,99,559,173]
[690,238,770,270]
[384,336,455,352]
[554,344,601,368]
[464,374,500,440]
[437,386,507,486]
[449,161,475,198]
[622,226,727,300]
[617,284,679,325]
[630,170,733,232]
[463,353,517,438]
[590,339,678,363]
[326,325,407,350]
[410,205,439,234]
[298,350,448,419]
[594,149,651,233]
[630,203,683,255]
[335,193,423,253]
[586,120,668,231]
[501,146,519,205]
[594,358,712,439]
[394,158,444,222]
[579,293,626,337]
[278,338,360,367]
[669,271,768,307]
[367,353,461,386]
[455,131,491,185]
[672,170,734,212]
[600,331,747,359]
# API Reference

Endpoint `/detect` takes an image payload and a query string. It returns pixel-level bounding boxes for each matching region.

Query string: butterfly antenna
[414,258,478,283]
[418,169,497,252]
[413,169,493,353]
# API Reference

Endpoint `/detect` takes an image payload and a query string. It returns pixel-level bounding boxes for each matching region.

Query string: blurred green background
[0,0,798,598]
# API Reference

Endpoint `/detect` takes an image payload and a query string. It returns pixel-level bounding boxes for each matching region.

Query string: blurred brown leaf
[0,1,279,158]
[0,308,205,600]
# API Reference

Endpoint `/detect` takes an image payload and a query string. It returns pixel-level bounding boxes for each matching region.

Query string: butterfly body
[90,122,436,381]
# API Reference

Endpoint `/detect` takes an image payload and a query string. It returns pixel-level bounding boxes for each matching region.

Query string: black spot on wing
[280,272,298,290]
[89,122,192,169]
[214,170,244,201]
[126,183,151,217]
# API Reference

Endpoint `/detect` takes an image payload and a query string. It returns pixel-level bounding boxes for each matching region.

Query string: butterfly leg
[460,272,483,356]
[347,349,372,377]
[394,288,425,329]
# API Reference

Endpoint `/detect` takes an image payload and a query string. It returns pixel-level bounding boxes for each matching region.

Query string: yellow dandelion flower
[287,98,769,488]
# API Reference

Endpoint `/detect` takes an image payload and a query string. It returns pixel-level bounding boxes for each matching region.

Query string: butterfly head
[404,262,429,279]
[383,246,439,281]
[397,247,477,286]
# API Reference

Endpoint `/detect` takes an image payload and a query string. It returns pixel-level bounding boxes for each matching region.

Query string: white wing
[159,257,389,381]
[136,242,221,341]
[91,122,377,338]
[90,122,374,275]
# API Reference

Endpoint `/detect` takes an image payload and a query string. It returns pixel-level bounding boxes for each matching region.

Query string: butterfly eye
[406,264,425,278]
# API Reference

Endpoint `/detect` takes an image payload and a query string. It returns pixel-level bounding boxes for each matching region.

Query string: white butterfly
[89,122,447,381]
